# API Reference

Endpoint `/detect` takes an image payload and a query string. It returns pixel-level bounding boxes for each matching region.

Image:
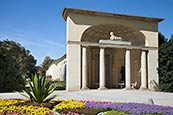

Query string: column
[125,49,131,89]
[81,47,88,89]
[98,47,106,90]
[140,50,147,89]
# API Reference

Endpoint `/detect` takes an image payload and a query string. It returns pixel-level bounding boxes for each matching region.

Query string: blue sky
[0,0,172,65]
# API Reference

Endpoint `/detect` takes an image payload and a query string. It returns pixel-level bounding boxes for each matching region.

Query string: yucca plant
[21,74,56,103]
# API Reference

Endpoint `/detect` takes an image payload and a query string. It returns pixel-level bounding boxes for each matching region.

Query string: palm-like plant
[21,75,56,103]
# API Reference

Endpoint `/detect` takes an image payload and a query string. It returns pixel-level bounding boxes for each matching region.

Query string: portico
[62,8,163,91]
[80,39,150,90]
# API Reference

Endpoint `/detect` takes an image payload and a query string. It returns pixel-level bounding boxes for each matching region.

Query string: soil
[14,100,107,115]
[14,100,61,109]
[61,108,107,115]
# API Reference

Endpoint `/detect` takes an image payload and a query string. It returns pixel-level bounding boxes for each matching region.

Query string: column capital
[141,48,148,51]
[99,46,106,49]
[82,45,89,47]
[125,48,132,50]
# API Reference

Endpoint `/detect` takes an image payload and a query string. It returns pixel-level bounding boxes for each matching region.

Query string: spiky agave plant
[21,74,56,103]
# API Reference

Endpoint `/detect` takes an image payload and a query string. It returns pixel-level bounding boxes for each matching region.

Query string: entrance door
[116,60,125,88]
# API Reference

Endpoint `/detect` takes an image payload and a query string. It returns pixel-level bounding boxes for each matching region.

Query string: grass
[104,110,128,115]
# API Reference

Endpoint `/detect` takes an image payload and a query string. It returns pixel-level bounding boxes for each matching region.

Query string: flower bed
[53,100,85,111]
[85,100,117,109]
[115,102,173,115]
[0,99,173,115]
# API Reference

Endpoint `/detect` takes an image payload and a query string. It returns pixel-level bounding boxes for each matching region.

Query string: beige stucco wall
[66,44,81,90]
[67,13,158,47]
[66,15,90,42]
[66,16,82,91]
[147,50,159,89]
[141,31,158,47]
[66,11,159,91]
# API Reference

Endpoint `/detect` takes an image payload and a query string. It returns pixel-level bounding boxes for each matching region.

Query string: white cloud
[0,33,66,65]
[0,34,65,49]
[44,40,64,48]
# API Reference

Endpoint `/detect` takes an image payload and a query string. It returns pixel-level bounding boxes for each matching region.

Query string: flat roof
[62,8,163,22]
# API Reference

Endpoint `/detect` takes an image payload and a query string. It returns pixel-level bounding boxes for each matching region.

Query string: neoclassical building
[62,8,163,91]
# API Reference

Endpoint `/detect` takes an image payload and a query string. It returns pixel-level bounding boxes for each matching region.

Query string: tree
[34,66,44,76]
[0,40,36,79]
[0,40,37,92]
[37,56,54,76]
[42,56,54,71]
[0,42,25,92]
[158,32,167,47]
[158,35,173,92]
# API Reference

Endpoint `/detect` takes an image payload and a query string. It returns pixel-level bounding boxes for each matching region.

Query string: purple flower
[85,101,116,109]
[84,101,173,115]
[114,102,173,115]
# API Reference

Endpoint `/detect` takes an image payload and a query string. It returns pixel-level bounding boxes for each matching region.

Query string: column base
[139,87,147,90]
[98,87,107,90]
[81,87,89,90]
[123,87,132,90]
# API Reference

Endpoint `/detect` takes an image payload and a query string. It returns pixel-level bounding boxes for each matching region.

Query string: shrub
[21,75,56,103]
[52,81,66,90]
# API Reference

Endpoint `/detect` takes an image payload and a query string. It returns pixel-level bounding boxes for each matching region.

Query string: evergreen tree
[158,32,167,47]
[0,40,36,79]
[0,40,36,92]
[34,56,54,76]
[0,42,25,92]
[158,35,173,92]
[41,56,54,76]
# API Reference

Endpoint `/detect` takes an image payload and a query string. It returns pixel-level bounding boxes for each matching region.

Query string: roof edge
[62,8,164,22]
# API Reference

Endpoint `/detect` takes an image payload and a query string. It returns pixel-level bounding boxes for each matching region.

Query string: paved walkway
[0,89,173,106]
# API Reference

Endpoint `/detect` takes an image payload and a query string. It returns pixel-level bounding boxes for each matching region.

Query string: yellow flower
[0,99,51,115]
[53,99,84,112]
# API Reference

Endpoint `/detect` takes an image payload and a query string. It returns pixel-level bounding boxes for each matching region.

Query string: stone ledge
[99,40,131,45]
[67,41,158,50]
